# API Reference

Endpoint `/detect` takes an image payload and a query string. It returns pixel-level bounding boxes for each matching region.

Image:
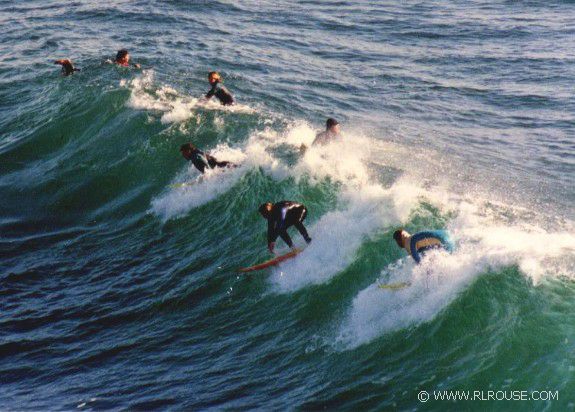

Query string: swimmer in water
[180,143,235,174]
[259,201,312,254]
[205,71,234,106]
[54,59,80,76]
[312,118,340,146]
[110,49,141,69]
[393,229,454,264]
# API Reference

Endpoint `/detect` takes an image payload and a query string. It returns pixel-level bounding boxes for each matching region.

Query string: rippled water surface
[1,1,574,410]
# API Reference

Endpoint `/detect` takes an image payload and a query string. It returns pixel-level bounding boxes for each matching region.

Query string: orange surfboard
[238,248,302,273]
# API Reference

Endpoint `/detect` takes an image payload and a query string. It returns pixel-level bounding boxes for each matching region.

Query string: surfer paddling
[393,229,454,264]
[205,71,234,106]
[106,49,141,69]
[180,143,235,174]
[54,59,80,76]
[312,118,340,146]
[259,201,312,254]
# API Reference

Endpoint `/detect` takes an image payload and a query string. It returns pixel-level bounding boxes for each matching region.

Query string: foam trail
[151,146,248,220]
[150,138,291,220]
[269,184,396,292]
[125,70,254,124]
[269,132,402,292]
[337,199,575,349]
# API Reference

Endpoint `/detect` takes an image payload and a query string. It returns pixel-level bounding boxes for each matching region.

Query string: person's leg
[279,230,294,248]
[215,160,234,169]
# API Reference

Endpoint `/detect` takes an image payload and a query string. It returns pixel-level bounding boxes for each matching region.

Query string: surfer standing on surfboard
[180,143,235,174]
[259,201,312,254]
[392,229,454,264]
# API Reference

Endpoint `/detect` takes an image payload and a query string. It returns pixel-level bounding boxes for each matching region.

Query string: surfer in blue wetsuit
[259,201,312,254]
[205,71,234,106]
[180,143,235,174]
[393,229,454,264]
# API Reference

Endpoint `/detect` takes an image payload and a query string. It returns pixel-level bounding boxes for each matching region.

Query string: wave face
[1,0,574,410]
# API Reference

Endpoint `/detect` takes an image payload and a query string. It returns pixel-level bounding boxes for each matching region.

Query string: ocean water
[1,0,574,410]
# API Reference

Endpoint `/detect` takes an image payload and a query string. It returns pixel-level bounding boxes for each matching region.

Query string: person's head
[258,202,273,219]
[115,49,130,64]
[326,118,340,135]
[208,71,221,85]
[393,229,411,249]
[180,143,199,160]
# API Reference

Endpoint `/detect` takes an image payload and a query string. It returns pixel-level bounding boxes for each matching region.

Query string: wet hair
[326,118,339,130]
[180,143,197,152]
[116,49,129,61]
[393,229,404,247]
[208,71,221,81]
[258,202,272,217]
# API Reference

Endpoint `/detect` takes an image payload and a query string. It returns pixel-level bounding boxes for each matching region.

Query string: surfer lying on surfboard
[54,59,80,76]
[393,229,454,264]
[180,143,236,174]
[259,201,312,254]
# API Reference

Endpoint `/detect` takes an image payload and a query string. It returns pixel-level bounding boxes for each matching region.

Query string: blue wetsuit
[407,230,454,264]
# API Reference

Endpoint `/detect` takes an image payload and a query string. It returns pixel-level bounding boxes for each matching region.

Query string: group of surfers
[55,49,453,264]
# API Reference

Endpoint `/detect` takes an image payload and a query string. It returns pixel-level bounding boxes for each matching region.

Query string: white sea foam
[268,130,403,292]
[125,70,254,124]
[336,198,575,349]
[150,145,248,220]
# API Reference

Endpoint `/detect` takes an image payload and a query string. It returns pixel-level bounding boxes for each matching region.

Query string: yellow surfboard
[378,281,411,290]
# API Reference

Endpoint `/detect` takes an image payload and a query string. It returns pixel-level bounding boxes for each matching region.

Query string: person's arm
[190,155,209,174]
[205,84,217,99]
[312,132,325,146]
[409,234,422,264]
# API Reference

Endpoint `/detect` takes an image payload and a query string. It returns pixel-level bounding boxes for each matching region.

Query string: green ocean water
[1,1,574,410]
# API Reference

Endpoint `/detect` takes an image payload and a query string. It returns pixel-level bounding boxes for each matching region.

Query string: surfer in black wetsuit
[205,71,234,106]
[180,143,235,174]
[259,201,312,254]
[109,49,141,69]
[54,59,80,76]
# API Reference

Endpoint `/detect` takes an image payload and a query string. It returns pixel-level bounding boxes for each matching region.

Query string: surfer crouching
[259,201,312,254]
[180,143,235,174]
[393,229,454,264]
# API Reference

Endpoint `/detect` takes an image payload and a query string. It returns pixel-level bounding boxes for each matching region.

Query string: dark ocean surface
[1,0,574,410]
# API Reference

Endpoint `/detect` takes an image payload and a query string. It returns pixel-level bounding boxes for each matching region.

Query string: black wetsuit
[58,61,80,76]
[188,150,232,174]
[267,201,311,248]
[206,81,234,106]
